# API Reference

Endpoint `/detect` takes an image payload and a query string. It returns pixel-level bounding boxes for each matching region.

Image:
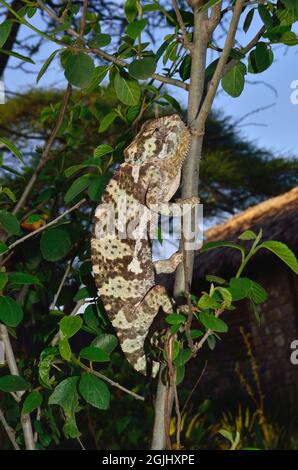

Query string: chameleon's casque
[91,114,190,375]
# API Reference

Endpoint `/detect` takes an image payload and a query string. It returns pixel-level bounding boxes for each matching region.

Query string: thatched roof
[193,187,298,279]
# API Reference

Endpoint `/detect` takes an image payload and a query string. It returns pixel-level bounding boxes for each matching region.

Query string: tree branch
[0,407,20,450]
[0,324,35,450]
[171,0,192,52]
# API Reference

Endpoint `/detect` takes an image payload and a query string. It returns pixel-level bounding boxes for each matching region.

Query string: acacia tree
[0,0,297,451]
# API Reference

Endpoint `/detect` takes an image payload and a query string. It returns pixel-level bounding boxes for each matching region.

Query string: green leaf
[179,54,191,81]
[64,175,90,203]
[59,336,72,361]
[248,42,273,74]
[37,49,61,83]
[98,111,118,133]
[114,73,141,106]
[126,19,147,40]
[175,365,185,386]
[243,8,254,34]
[22,391,43,414]
[198,293,220,310]
[88,174,110,201]
[49,377,79,417]
[79,346,110,362]
[0,241,8,255]
[23,214,43,224]
[79,373,110,410]
[228,277,252,301]
[63,415,81,439]
[281,31,298,46]
[205,275,226,285]
[238,230,257,240]
[129,58,156,80]
[258,241,298,273]
[124,0,137,23]
[40,228,71,262]
[92,334,118,354]
[216,287,232,307]
[93,144,113,158]
[165,313,186,325]
[0,137,24,163]
[83,65,109,93]
[174,348,192,367]
[64,158,101,178]
[0,296,23,327]
[258,5,273,27]
[199,311,228,333]
[249,280,268,304]
[89,33,111,48]
[200,240,245,258]
[38,348,58,388]
[60,316,83,339]
[190,329,203,339]
[64,52,95,88]
[0,272,8,290]
[222,62,246,98]
[8,272,40,285]
[0,375,30,392]
[0,48,34,64]
[0,20,12,48]
[0,210,21,236]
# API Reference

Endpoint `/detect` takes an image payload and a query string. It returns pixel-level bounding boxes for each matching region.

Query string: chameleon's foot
[154,251,183,274]
[176,196,200,206]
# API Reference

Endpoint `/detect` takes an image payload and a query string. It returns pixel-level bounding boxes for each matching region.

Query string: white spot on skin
[128,257,142,274]
[122,337,144,353]
[131,165,141,183]
[91,238,131,261]
[135,355,147,373]
[100,276,141,299]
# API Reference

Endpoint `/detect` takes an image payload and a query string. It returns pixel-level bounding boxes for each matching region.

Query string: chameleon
[91,114,195,376]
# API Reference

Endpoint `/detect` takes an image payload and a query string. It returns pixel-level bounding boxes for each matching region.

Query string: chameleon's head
[124,114,189,168]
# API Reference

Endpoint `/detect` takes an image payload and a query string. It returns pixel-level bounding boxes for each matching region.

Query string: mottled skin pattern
[91,114,190,375]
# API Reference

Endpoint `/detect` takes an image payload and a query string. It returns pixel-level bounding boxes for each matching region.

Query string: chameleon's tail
[112,285,173,377]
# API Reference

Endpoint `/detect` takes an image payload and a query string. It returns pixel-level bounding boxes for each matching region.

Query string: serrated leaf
[0,296,23,326]
[199,311,228,333]
[93,144,113,158]
[198,293,220,310]
[258,241,298,273]
[238,230,257,240]
[228,277,252,301]
[49,377,79,417]
[79,373,110,410]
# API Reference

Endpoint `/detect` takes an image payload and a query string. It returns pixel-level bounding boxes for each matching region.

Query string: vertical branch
[0,325,35,450]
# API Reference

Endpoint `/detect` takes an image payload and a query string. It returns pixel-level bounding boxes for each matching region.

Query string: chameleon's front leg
[154,251,183,274]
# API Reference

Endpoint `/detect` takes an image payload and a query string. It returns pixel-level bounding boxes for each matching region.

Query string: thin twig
[0,324,35,449]
[36,0,188,91]
[7,199,86,253]
[181,232,195,352]
[0,408,20,450]
[12,84,72,215]
[181,361,207,416]
[171,0,192,51]
[49,261,72,311]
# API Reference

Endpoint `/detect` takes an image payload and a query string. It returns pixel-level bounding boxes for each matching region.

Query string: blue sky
[3,6,298,157]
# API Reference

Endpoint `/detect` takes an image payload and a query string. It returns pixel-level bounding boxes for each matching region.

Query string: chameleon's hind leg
[117,285,173,376]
